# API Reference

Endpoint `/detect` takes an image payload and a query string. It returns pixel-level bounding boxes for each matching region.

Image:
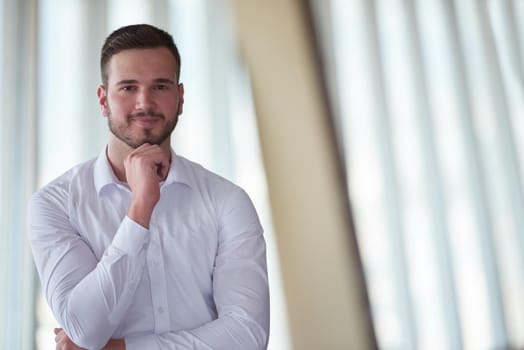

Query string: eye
[154,84,169,91]
[121,85,137,92]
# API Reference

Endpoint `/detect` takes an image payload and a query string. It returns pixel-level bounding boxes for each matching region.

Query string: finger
[54,328,62,335]
[126,147,164,167]
[130,147,170,179]
[55,330,67,343]
[55,332,63,343]
[133,142,154,151]
[150,149,170,178]
[156,160,170,179]
[131,143,158,155]
[133,143,165,156]
[128,144,169,162]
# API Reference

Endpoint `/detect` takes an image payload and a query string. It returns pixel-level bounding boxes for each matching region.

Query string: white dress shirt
[28,148,269,350]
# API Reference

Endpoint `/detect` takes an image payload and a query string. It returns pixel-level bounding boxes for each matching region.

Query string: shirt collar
[164,150,193,188]
[94,146,193,195]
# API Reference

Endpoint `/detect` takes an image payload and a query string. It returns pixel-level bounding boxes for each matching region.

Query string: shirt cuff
[112,216,150,255]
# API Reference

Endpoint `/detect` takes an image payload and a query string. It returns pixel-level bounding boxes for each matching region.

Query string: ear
[177,83,185,115]
[97,85,109,117]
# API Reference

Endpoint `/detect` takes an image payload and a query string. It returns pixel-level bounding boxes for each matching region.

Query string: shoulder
[28,157,97,212]
[174,155,257,215]
[175,155,261,227]
[175,155,243,196]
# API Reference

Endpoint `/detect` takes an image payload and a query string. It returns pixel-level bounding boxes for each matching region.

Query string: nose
[135,88,155,111]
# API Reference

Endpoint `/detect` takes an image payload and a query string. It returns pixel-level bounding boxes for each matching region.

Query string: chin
[132,136,169,148]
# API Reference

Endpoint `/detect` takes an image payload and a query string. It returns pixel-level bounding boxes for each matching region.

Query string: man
[28,24,269,350]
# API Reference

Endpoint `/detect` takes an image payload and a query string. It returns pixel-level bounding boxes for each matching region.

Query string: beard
[107,107,179,149]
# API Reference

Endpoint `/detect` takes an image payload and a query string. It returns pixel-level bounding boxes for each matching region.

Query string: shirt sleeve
[27,188,150,350]
[125,188,270,350]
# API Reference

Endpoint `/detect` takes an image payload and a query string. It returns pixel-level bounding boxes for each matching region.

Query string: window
[1,0,38,349]
[312,0,524,348]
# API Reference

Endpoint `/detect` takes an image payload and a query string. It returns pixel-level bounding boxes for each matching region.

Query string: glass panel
[486,1,524,346]
[375,2,448,346]
[0,0,7,347]
[1,0,38,348]
[328,0,407,348]
[316,0,524,348]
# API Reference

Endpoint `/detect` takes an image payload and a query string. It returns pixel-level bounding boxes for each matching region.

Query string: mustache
[129,111,165,119]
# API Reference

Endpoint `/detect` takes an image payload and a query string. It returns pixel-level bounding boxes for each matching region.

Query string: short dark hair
[100,24,181,86]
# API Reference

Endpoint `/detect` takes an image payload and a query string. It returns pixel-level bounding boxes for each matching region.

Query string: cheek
[165,96,181,113]
[108,94,133,113]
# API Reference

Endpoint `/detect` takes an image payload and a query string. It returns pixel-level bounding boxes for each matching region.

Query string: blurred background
[2,0,524,349]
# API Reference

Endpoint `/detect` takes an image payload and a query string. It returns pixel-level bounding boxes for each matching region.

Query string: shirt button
[157,307,164,314]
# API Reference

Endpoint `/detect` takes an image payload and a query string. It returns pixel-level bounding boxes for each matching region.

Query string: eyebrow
[153,78,176,85]
[115,79,138,86]
[115,78,176,85]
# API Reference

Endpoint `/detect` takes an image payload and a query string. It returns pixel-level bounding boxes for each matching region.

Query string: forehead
[106,47,178,83]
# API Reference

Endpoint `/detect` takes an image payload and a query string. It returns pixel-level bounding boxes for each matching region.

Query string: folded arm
[46,188,269,350]
[28,190,150,350]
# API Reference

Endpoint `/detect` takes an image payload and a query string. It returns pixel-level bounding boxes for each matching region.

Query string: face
[97,47,184,149]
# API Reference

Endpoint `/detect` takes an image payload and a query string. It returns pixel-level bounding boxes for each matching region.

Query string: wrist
[103,338,125,350]
[127,198,155,229]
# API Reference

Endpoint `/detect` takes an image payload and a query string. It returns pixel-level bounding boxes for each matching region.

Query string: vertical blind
[0,0,38,349]
[313,0,524,349]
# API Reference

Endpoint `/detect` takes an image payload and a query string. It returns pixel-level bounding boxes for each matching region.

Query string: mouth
[131,116,163,128]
